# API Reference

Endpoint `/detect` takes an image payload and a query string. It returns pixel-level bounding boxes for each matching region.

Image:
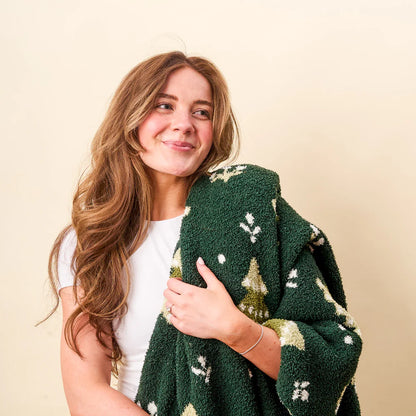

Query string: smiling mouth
[162,141,195,150]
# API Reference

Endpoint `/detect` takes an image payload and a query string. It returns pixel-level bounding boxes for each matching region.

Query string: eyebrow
[157,93,213,107]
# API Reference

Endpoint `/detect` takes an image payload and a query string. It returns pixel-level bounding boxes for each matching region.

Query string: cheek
[138,115,165,146]
[201,124,214,148]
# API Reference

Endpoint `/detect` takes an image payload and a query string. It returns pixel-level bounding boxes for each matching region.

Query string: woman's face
[138,66,213,180]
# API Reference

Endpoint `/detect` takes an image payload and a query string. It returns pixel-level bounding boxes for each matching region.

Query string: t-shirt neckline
[150,212,185,223]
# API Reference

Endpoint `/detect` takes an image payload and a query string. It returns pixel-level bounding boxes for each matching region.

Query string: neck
[149,170,189,221]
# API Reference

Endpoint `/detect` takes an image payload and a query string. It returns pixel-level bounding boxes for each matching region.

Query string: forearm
[60,288,149,416]
[221,310,281,380]
[64,382,149,416]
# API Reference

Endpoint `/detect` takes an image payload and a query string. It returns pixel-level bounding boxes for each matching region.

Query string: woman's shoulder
[57,227,78,290]
[59,227,77,259]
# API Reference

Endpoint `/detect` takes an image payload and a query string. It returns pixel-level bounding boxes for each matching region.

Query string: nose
[171,110,195,134]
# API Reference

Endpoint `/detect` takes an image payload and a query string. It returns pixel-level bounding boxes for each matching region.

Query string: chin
[169,166,198,178]
[146,162,199,179]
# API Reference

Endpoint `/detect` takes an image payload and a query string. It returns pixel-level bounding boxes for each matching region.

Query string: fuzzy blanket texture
[135,164,362,416]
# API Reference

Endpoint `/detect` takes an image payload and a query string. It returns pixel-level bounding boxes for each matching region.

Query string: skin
[164,259,281,379]
[137,66,214,221]
[60,66,280,416]
[60,287,150,416]
[140,66,281,378]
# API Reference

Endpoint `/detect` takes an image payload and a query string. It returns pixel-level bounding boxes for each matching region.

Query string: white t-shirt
[57,214,184,401]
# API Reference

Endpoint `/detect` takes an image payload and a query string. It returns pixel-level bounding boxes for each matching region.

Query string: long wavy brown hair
[45,51,240,374]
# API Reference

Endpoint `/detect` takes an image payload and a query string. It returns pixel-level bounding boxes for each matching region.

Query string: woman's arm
[164,258,281,380]
[60,287,149,416]
[220,309,281,380]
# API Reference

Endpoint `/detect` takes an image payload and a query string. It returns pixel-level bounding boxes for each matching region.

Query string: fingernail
[197,257,205,265]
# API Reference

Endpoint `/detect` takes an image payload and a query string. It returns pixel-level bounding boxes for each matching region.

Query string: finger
[167,276,189,293]
[168,313,184,332]
[165,303,176,314]
[163,288,182,305]
[196,257,221,288]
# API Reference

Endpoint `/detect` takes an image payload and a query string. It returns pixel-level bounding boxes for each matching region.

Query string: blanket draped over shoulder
[135,164,362,416]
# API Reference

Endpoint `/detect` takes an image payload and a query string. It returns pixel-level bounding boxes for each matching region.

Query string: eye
[155,103,173,110]
[193,109,211,119]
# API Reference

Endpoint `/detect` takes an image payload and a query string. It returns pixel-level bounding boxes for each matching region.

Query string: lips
[162,140,195,150]
[165,141,194,148]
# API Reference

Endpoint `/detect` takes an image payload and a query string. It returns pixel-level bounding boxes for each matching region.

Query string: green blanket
[135,164,362,416]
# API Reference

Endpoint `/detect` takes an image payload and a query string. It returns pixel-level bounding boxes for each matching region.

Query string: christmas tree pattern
[271,198,280,222]
[181,403,199,416]
[238,257,270,323]
[162,247,183,323]
[209,165,247,183]
[170,247,182,279]
[335,384,349,413]
[263,319,305,351]
[315,278,361,336]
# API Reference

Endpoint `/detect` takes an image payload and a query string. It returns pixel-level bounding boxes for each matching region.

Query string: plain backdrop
[1,1,415,415]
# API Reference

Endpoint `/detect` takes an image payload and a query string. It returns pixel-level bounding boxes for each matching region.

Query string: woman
[49,51,362,416]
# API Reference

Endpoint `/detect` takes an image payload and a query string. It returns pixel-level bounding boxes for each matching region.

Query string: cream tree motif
[181,403,199,416]
[238,257,270,322]
[170,247,182,279]
[162,248,182,323]
[271,198,280,222]
[336,384,349,414]
[209,165,247,183]
[316,278,361,337]
[264,319,305,351]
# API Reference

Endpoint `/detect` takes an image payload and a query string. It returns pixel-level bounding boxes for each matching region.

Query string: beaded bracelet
[239,324,264,355]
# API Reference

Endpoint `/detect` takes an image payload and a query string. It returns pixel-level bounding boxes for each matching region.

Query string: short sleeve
[57,228,77,292]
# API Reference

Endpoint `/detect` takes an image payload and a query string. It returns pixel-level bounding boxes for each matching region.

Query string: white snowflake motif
[191,355,212,384]
[147,401,158,416]
[240,213,262,243]
[292,381,310,402]
[286,269,298,288]
[218,254,226,264]
[344,335,354,345]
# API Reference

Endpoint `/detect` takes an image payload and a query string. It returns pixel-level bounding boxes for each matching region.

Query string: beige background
[1,1,415,415]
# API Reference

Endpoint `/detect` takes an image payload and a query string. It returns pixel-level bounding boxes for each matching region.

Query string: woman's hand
[163,257,281,379]
[163,257,243,343]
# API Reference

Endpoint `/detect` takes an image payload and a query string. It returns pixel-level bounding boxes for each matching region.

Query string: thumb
[196,257,220,288]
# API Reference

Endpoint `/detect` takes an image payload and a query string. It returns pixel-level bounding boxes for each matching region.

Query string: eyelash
[156,103,172,110]
[155,103,211,119]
